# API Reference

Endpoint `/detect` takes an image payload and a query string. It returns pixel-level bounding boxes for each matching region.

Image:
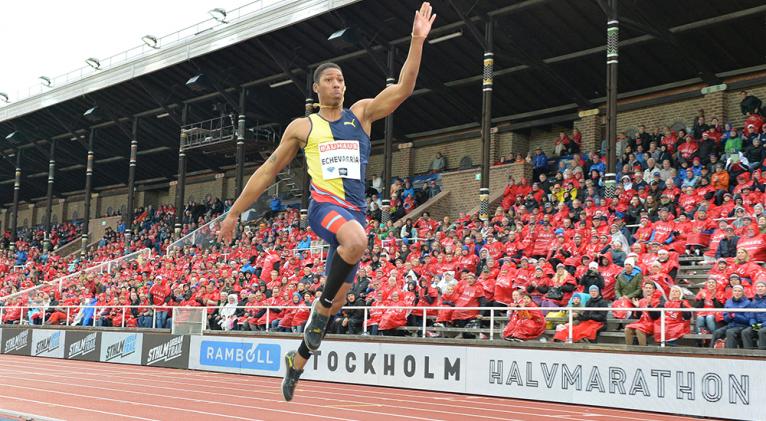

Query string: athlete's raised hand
[412,2,436,39]
[217,212,238,245]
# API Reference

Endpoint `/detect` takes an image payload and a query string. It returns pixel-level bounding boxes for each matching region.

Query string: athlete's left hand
[412,2,436,39]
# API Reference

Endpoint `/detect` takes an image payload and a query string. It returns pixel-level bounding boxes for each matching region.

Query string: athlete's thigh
[308,201,359,246]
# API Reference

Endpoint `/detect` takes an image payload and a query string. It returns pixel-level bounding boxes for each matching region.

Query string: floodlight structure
[269,80,292,88]
[5,131,26,144]
[39,76,53,87]
[429,30,463,45]
[0,93,8,103]
[83,106,103,122]
[186,74,209,92]
[85,58,101,70]
[209,8,228,23]
[142,35,159,49]
[327,27,359,50]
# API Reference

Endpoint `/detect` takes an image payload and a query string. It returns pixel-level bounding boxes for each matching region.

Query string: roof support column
[125,118,139,254]
[479,18,494,222]
[9,150,22,252]
[381,47,396,225]
[174,104,189,239]
[604,0,619,198]
[235,89,247,198]
[43,140,56,252]
[81,129,95,257]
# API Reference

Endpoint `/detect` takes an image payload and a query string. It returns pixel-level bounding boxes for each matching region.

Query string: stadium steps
[52,215,122,258]
[392,190,451,227]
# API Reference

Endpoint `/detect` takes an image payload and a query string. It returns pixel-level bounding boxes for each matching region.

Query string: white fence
[2,304,763,347]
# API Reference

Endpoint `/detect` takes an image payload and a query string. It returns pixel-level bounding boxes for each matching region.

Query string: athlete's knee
[338,225,366,260]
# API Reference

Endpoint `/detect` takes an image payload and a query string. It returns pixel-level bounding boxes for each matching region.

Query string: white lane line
[0,383,263,421]
[0,395,158,421]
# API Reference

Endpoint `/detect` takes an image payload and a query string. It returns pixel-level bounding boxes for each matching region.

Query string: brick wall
[574,114,601,153]
[412,137,482,174]
[725,84,766,129]
[17,204,33,228]
[495,129,529,162]
[51,200,64,225]
[99,192,128,217]
[528,125,572,155]
[66,199,84,221]
[437,162,532,217]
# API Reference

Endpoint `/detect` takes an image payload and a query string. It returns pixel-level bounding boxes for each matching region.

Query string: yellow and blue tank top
[304,109,370,212]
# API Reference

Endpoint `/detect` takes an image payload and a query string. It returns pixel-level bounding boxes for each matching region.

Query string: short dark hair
[314,62,342,83]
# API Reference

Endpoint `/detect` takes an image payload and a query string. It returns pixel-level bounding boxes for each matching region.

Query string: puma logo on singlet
[344,119,356,128]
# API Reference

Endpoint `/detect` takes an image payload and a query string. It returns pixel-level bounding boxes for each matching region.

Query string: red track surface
[0,354,707,421]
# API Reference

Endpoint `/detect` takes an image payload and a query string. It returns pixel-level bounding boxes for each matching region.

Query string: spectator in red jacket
[502,293,545,342]
[624,282,662,346]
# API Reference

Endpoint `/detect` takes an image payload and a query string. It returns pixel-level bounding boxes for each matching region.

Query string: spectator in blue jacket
[531,148,548,182]
[15,249,28,266]
[711,285,751,348]
[241,256,257,274]
[297,235,312,251]
[742,280,766,349]
[400,178,416,201]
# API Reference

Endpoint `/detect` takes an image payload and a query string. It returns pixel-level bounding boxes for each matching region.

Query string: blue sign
[199,341,281,371]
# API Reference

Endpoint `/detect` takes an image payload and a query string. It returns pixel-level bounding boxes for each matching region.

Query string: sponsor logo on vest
[34,331,61,356]
[69,333,97,359]
[4,330,29,353]
[105,334,137,361]
[318,141,359,153]
[146,336,184,366]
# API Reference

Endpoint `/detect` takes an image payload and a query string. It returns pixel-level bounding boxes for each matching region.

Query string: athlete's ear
[313,82,318,94]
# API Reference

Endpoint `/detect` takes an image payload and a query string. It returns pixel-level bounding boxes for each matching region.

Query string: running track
[0,354,707,421]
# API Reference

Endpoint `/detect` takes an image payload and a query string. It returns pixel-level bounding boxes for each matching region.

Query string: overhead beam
[189,61,242,113]
[495,28,593,108]
[134,79,183,126]
[595,0,720,85]
[255,38,308,99]
[447,0,486,50]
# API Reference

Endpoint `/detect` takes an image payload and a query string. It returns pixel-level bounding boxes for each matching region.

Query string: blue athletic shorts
[308,200,366,283]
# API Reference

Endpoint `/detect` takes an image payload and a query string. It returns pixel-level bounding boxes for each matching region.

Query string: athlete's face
[314,68,345,105]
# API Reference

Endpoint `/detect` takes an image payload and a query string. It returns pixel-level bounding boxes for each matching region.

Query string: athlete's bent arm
[218,119,305,243]
[358,2,436,124]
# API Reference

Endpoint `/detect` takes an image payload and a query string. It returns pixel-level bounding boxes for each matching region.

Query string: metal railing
[181,115,236,150]
[167,212,228,253]
[2,304,761,348]
[0,248,152,304]
[0,0,292,106]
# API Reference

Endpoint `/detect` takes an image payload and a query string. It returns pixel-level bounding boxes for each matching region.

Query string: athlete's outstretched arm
[218,119,305,244]
[359,2,436,124]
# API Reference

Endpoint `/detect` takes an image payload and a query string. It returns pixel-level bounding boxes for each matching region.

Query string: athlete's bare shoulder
[283,116,312,149]
[350,100,374,134]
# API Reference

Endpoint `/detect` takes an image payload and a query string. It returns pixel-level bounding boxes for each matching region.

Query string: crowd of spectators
[366,174,441,223]
[3,92,766,351]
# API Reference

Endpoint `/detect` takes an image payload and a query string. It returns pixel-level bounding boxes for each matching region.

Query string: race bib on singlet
[318,140,361,180]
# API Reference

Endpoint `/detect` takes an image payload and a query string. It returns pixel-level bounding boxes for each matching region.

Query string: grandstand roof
[1,0,765,204]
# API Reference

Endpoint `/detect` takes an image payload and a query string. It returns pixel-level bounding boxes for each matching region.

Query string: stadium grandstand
[0,0,765,419]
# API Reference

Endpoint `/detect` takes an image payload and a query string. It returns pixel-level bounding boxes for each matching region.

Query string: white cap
[624,258,636,267]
